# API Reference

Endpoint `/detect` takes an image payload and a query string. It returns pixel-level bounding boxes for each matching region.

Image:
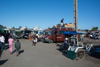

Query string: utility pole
[74,0,78,32]
[74,0,78,46]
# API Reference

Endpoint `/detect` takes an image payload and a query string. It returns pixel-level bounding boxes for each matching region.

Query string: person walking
[29,34,31,41]
[15,39,21,56]
[32,34,37,46]
[0,32,5,51]
[8,36,14,54]
[0,32,5,58]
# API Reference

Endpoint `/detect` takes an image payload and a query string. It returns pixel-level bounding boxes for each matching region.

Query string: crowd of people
[0,30,39,57]
[0,31,21,57]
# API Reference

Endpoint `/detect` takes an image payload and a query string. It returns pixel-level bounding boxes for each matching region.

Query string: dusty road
[0,39,100,67]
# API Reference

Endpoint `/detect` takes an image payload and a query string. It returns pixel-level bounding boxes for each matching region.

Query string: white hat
[65,38,68,40]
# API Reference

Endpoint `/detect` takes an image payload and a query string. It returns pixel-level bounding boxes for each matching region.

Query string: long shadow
[89,45,100,59]
[5,45,9,50]
[56,44,68,58]
[0,59,8,65]
[56,44,63,47]
[12,49,16,54]
[18,50,24,56]
[0,50,3,58]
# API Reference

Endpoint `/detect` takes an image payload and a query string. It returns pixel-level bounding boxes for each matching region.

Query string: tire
[49,39,53,44]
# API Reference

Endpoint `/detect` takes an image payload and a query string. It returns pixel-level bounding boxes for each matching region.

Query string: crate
[67,50,76,60]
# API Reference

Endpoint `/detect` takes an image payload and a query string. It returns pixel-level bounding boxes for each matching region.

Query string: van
[43,27,74,43]
[23,30,31,39]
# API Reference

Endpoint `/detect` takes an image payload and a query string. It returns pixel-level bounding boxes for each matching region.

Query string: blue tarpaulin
[64,31,77,35]
[64,31,86,35]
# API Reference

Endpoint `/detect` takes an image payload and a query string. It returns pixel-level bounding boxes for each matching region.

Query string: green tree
[12,27,15,29]
[91,26,98,31]
[19,26,22,29]
[84,29,89,32]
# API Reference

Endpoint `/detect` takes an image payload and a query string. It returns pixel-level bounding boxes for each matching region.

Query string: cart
[64,31,85,60]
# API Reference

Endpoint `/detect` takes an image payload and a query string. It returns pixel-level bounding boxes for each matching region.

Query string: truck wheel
[49,39,53,44]
[41,38,44,42]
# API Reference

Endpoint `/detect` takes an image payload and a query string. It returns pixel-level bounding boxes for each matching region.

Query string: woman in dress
[8,36,14,54]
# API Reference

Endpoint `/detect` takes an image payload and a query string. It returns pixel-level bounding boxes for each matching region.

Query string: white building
[32,26,43,34]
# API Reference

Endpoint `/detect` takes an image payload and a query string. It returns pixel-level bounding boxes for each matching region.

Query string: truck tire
[49,39,53,44]
[41,38,44,42]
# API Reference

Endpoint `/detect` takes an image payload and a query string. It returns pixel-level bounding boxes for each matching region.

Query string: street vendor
[63,37,69,50]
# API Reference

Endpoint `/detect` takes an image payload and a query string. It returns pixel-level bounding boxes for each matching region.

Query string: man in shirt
[0,32,5,57]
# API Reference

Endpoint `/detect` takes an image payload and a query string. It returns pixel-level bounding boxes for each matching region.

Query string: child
[8,36,14,54]
[15,39,21,56]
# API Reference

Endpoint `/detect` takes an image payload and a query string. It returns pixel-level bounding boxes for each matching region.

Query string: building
[32,26,43,34]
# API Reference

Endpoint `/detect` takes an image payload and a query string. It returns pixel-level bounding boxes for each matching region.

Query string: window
[59,31,64,34]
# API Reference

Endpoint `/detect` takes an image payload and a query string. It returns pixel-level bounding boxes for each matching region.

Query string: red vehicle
[43,27,74,43]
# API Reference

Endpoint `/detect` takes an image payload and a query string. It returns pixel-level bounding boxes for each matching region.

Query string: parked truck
[15,30,23,39]
[23,30,31,39]
[39,29,51,41]
[43,27,74,43]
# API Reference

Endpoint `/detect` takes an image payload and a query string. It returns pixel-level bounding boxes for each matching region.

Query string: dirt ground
[0,39,100,67]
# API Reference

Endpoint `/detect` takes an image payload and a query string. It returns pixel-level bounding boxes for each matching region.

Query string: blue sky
[0,0,100,29]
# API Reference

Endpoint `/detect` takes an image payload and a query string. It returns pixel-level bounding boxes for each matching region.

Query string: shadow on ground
[12,49,16,54]
[18,50,24,56]
[0,50,3,58]
[0,59,8,65]
[12,49,24,56]
[4,45,9,50]
[56,44,68,58]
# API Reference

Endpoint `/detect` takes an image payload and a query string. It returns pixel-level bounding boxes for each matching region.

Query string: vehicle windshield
[15,31,21,35]
[25,30,31,33]
[48,29,53,35]
[25,33,29,36]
